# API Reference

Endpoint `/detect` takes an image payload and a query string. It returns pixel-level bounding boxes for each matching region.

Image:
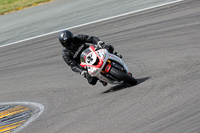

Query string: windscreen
[80,48,92,63]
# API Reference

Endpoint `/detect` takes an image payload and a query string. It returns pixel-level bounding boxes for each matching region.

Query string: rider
[58,30,121,86]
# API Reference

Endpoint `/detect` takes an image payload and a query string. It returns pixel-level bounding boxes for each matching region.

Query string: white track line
[0,0,185,48]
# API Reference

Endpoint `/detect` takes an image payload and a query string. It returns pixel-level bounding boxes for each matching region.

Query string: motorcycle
[80,45,137,85]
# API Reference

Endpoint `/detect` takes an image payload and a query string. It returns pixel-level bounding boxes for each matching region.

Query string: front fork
[101,60,112,74]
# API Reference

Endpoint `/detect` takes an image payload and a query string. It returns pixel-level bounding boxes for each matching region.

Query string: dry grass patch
[0,0,53,15]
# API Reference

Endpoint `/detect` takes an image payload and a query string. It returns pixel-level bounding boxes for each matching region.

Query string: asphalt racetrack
[0,0,181,46]
[1,0,200,132]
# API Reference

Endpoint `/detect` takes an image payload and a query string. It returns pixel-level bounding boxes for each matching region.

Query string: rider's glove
[97,41,105,48]
[81,70,88,78]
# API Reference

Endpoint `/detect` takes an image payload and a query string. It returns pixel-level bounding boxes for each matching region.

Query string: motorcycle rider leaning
[58,30,121,86]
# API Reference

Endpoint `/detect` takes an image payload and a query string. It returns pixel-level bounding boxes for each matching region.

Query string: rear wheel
[109,67,137,85]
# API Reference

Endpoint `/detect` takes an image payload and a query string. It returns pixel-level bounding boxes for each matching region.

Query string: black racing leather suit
[62,34,114,85]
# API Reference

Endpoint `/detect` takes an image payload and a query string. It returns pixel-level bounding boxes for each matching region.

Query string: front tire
[109,67,137,85]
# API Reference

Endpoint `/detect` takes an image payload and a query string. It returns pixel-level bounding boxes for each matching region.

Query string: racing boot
[99,80,108,86]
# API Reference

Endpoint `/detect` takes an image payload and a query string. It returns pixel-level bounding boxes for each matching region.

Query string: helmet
[58,30,74,48]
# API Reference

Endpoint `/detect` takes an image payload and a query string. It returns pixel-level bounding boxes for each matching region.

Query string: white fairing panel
[87,49,109,77]
[108,53,130,73]
[80,46,130,84]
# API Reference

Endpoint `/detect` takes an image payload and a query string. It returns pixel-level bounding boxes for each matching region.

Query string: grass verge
[0,0,53,15]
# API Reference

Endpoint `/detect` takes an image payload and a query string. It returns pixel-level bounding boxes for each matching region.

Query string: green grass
[0,0,52,15]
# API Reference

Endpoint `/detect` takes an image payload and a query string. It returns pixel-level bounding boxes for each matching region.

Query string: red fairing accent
[80,63,86,67]
[90,46,96,52]
[80,46,104,68]
[105,64,111,73]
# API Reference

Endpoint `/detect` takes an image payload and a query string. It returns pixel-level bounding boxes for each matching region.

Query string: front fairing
[80,46,107,76]
[80,48,92,64]
[80,46,130,84]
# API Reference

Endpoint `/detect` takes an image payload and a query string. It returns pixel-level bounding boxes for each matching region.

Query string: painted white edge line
[0,102,44,133]
[0,0,185,48]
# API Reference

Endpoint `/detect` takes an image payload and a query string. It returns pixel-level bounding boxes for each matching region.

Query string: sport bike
[80,45,137,85]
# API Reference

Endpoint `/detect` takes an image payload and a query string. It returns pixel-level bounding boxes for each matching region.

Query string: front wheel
[109,67,137,85]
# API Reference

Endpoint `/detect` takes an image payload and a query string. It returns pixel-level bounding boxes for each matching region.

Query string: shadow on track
[102,77,150,94]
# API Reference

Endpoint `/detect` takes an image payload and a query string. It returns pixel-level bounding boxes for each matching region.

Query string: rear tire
[109,67,137,85]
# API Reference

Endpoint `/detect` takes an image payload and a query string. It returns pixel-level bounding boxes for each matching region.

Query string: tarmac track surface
[0,0,181,46]
[0,0,200,132]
